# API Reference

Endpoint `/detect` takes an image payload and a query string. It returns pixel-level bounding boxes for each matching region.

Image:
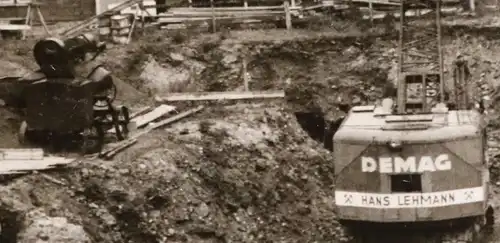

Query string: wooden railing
[155,1,301,30]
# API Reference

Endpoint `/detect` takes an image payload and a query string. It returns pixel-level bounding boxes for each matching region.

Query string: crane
[396,0,471,113]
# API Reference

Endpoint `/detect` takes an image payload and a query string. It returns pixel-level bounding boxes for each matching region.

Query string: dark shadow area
[295,112,326,142]
[0,208,21,243]
[294,111,345,151]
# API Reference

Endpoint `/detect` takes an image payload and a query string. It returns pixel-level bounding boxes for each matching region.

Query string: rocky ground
[2,13,500,243]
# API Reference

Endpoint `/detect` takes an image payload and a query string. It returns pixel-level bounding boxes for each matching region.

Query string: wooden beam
[0,24,31,30]
[157,15,282,24]
[35,6,50,36]
[167,10,290,16]
[163,6,302,11]
[137,105,204,136]
[284,1,292,30]
[129,106,153,119]
[0,148,44,160]
[210,0,216,33]
[157,90,285,102]
[101,138,137,159]
[0,156,74,174]
[133,104,176,128]
[108,104,176,133]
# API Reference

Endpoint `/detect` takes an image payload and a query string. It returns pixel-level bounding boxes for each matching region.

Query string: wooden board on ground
[129,106,153,119]
[0,148,44,160]
[100,105,204,159]
[107,104,176,133]
[133,104,176,128]
[157,90,285,102]
[0,24,31,30]
[0,156,75,174]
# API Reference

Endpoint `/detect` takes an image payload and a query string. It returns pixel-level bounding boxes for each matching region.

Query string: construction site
[2,0,500,241]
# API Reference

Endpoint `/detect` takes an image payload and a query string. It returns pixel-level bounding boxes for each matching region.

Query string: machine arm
[396,0,445,113]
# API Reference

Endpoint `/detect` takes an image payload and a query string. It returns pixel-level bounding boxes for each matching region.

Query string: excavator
[329,0,495,242]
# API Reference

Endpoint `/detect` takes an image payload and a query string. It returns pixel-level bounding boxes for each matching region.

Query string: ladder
[396,0,445,114]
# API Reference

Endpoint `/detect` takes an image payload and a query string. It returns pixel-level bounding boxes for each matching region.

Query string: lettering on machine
[361,154,451,173]
[335,187,484,208]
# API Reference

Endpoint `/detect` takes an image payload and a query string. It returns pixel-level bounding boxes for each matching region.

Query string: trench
[294,111,345,152]
[3,16,500,243]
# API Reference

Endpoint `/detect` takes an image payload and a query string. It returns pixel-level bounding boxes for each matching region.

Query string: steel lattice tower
[396,0,445,113]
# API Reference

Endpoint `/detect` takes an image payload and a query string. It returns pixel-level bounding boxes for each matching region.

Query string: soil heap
[0,18,500,242]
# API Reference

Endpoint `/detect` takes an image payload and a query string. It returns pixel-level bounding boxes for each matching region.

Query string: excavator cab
[332,57,492,232]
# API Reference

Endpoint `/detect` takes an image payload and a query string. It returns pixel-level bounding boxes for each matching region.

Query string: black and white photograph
[0,0,497,241]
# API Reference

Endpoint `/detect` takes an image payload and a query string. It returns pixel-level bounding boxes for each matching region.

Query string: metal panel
[334,142,485,222]
[24,80,94,132]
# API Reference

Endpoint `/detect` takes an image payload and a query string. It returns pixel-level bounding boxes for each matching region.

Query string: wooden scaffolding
[0,0,50,39]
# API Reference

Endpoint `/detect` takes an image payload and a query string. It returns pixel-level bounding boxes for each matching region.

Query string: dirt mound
[44,104,348,243]
[0,31,397,243]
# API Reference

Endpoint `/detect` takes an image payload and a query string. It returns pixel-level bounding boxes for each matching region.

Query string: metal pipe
[396,1,405,114]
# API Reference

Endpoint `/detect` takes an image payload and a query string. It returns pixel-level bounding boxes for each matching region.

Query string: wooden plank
[0,24,31,30]
[158,15,277,23]
[0,0,15,5]
[165,6,302,11]
[166,10,289,16]
[100,106,204,159]
[158,90,285,102]
[0,17,25,21]
[133,104,176,128]
[210,0,215,33]
[107,0,157,17]
[107,104,176,133]
[284,0,291,30]
[146,105,203,132]
[0,156,74,174]
[130,106,153,119]
[101,138,137,159]
[0,3,30,7]
[0,148,44,160]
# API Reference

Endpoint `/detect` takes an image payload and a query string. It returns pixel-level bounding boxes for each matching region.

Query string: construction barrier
[156,3,301,30]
